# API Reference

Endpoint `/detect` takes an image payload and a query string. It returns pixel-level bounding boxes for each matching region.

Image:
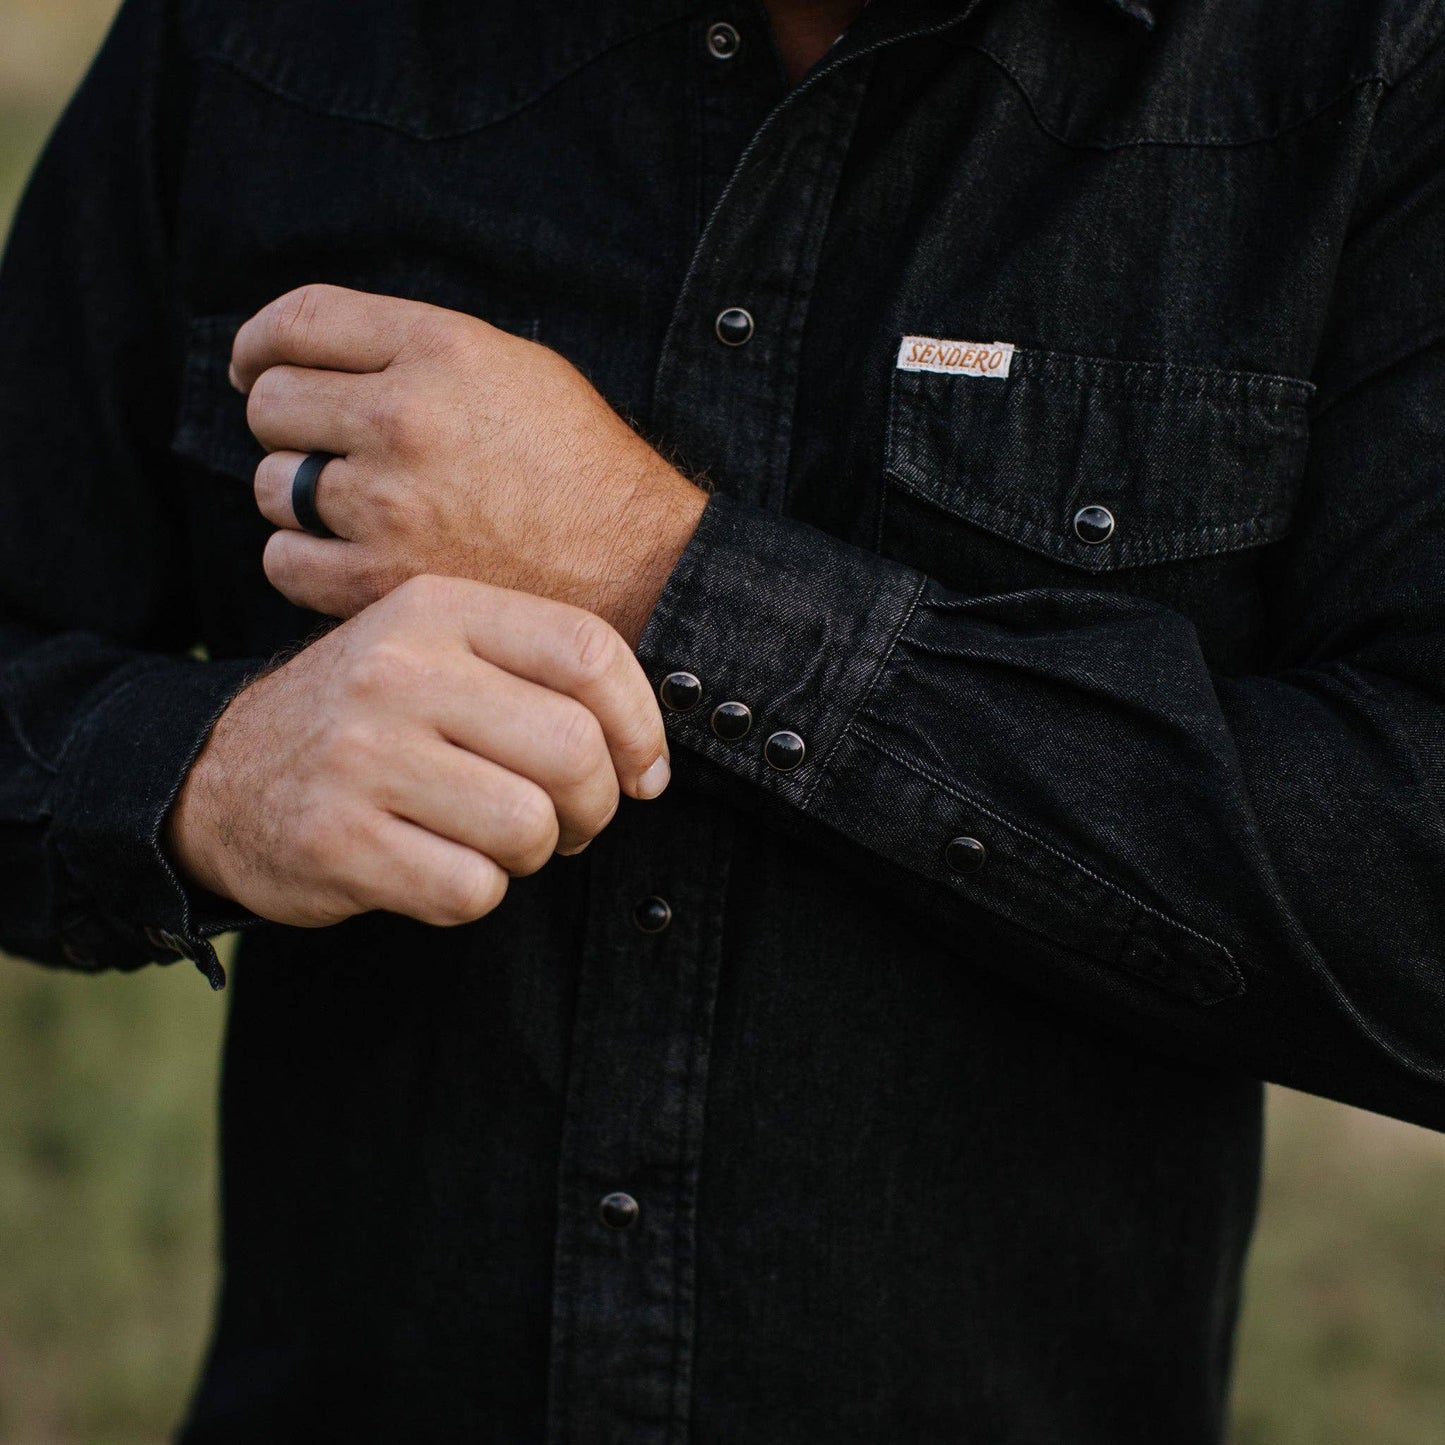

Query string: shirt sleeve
[0,0,262,988]
[636,27,1445,1131]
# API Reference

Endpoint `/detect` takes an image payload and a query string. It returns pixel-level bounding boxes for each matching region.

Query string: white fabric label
[896,335,1014,379]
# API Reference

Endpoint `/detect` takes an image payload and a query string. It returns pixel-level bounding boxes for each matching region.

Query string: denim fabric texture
[1,0,1444,1440]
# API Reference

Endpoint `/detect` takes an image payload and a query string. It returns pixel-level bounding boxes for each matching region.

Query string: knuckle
[257,454,300,516]
[568,611,621,687]
[320,716,382,775]
[346,640,420,701]
[389,572,451,617]
[273,283,330,346]
[358,470,411,532]
[260,529,297,589]
[498,787,558,873]
[302,892,361,928]
[430,857,507,925]
[551,703,608,787]
[245,368,285,428]
[568,784,620,850]
[408,310,467,362]
[612,699,664,760]
[586,791,622,841]
[253,451,283,499]
[367,389,425,455]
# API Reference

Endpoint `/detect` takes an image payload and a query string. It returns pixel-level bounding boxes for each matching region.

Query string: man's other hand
[233,284,708,646]
[166,577,670,928]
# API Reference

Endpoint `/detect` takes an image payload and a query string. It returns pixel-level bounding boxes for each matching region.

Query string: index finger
[408,578,670,802]
[231,284,426,393]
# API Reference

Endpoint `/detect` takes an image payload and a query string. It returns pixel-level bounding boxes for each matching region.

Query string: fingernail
[637,756,671,800]
[228,362,243,392]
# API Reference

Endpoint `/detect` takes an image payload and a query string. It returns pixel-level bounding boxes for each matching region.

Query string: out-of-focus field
[0,965,223,1443]
[1,3,1444,1442]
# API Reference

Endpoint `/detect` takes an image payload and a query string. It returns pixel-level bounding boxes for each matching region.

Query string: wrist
[589,465,708,647]
[164,764,225,900]
[162,687,255,905]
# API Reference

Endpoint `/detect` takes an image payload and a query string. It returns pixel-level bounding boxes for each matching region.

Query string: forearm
[0,0,261,984]
[0,629,262,985]
[636,492,1445,1129]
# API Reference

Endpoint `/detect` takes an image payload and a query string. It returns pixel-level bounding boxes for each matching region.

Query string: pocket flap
[198,0,699,141]
[885,346,1314,572]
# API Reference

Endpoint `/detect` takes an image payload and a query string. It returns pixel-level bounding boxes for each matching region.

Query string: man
[1,0,1442,1438]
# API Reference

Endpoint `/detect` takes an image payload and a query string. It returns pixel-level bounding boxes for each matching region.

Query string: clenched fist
[166,575,669,928]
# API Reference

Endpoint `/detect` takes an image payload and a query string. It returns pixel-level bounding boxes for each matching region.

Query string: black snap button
[944,836,987,874]
[715,307,754,346]
[632,896,673,935]
[659,671,703,712]
[710,701,753,741]
[599,1192,640,1230]
[763,730,806,772]
[706,21,741,58]
[1073,504,1115,544]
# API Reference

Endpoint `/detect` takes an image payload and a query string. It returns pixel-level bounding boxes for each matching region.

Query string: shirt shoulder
[962,0,1444,149]
[1163,0,1445,86]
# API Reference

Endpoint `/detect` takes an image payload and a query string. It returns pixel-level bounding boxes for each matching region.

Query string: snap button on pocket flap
[885,347,1314,572]
[171,315,260,483]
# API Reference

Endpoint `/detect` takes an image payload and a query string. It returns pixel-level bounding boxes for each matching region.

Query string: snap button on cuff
[944,836,987,873]
[710,701,753,741]
[763,730,806,771]
[1073,504,1115,544]
[659,671,703,712]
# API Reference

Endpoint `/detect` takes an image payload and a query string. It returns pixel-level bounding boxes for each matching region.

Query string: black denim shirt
[3,0,1445,1439]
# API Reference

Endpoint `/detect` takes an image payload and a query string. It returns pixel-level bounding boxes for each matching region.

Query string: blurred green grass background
[0,3,1443,1441]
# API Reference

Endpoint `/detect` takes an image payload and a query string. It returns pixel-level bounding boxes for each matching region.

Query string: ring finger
[255,449,360,539]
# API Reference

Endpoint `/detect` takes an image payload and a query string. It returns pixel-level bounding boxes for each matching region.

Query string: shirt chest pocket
[879,345,1314,601]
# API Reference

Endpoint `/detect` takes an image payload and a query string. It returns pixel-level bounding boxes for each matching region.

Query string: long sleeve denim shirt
[2,0,1444,1439]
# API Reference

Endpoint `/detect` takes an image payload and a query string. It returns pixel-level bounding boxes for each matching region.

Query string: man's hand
[233,284,708,645]
[166,576,670,928]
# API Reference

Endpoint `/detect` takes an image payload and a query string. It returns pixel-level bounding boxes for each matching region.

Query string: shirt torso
[163,1,1398,1438]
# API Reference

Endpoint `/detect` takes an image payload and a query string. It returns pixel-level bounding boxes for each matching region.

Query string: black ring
[291,452,339,539]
